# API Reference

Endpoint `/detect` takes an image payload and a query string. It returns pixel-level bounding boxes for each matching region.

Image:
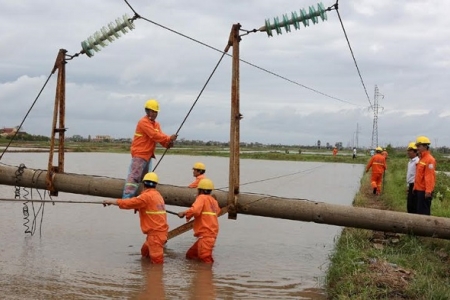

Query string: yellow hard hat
[198,178,214,190]
[142,172,158,183]
[193,162,206,171]
[376,147,383,152]
[144,99,160,112]
[415,135,431,145]
[407,142,417,150]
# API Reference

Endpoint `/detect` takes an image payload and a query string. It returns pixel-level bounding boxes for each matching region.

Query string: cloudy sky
[1,0,449,148]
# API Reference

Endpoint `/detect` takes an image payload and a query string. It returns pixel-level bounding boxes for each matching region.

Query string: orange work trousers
[186,237,216,263]
[141,233,167,264]
[371,172,383,194]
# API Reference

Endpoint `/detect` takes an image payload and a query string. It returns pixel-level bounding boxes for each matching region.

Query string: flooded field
[0,153,364,299]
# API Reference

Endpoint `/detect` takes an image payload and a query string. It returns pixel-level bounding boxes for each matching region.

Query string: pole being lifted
[1,164,450,240]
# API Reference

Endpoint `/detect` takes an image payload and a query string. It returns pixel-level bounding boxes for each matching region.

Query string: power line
[334,7,373,110]
[124,2,363,107]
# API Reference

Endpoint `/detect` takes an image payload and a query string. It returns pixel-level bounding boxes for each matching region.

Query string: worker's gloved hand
[170,134,178,142]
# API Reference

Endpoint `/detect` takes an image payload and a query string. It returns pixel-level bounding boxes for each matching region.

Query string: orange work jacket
[185,194,220,238]
[413,150,436,193]
[188,174,205,188]
[130,116,172,161]
[365,153,387,174]
[117,188,169,235]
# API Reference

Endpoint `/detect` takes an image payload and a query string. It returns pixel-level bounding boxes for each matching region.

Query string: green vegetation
[3,139,450,298]
[326,156,450,299]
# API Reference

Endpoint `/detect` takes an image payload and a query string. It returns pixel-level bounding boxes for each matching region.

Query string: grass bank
[326,153,450,299]
[4,140,450,297]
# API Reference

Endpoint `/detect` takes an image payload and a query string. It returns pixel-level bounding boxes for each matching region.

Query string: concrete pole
[1,163,450,239]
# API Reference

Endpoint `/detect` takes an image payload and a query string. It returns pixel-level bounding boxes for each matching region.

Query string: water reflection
[137,263,165,300]
[187,263,216,300]
[0,153,364,299]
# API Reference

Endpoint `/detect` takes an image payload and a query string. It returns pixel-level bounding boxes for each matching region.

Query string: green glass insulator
[291,11,300,30]
[300,8,309,27]
[282,14,291,33]
[309,6,318,24]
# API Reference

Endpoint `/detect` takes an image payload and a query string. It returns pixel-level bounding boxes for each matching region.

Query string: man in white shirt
[406,142,419,213]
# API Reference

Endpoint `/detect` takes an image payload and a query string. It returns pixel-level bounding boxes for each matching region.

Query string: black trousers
[415,190,432,215]
[407,183,416,214]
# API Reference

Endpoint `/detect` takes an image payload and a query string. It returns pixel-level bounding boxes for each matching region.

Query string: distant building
[0,126,26,137]
[92,135,112,142]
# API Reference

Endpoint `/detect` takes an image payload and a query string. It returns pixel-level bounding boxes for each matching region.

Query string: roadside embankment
[326,153,450,299]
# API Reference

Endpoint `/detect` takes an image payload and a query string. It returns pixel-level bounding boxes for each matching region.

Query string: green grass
[326,156,450,299]
[5,139,450,298]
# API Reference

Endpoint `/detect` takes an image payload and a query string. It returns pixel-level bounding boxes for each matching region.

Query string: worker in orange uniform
[104,172,168,264]
[332,147,338,156]
[365,146,387,195]
[413,136,436,215]
[189,162,206,188]
[381,148,389,159]
[177,178,220,263]
[122,99,178,199]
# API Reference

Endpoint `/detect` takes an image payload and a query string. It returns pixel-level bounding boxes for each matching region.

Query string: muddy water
[0,153,364,299]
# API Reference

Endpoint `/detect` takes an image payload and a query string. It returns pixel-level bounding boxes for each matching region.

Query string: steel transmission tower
[371,85,384,149]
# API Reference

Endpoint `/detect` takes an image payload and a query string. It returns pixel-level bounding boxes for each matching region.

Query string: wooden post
[2,164,450,240]
[228,23,241,220]
[46,49,67,196]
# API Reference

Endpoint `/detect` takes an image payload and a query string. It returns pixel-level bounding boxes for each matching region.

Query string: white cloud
[1,0,450,146]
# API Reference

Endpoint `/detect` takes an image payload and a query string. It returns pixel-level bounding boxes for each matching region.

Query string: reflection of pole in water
[189,263,216,300]
[138,262,165,300]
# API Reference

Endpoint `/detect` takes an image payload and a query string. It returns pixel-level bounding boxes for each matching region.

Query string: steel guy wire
[0,71,55,161]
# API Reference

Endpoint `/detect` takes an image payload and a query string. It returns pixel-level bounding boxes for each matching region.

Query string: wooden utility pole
[47,49,68,196]
[227,23,242,220]
[2,164,450,240]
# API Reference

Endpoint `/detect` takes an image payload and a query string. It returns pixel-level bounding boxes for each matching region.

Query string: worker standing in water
[104,172,168,264]
[178,178,220,263]
[189,162,206,188]
[365,147,387,195]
